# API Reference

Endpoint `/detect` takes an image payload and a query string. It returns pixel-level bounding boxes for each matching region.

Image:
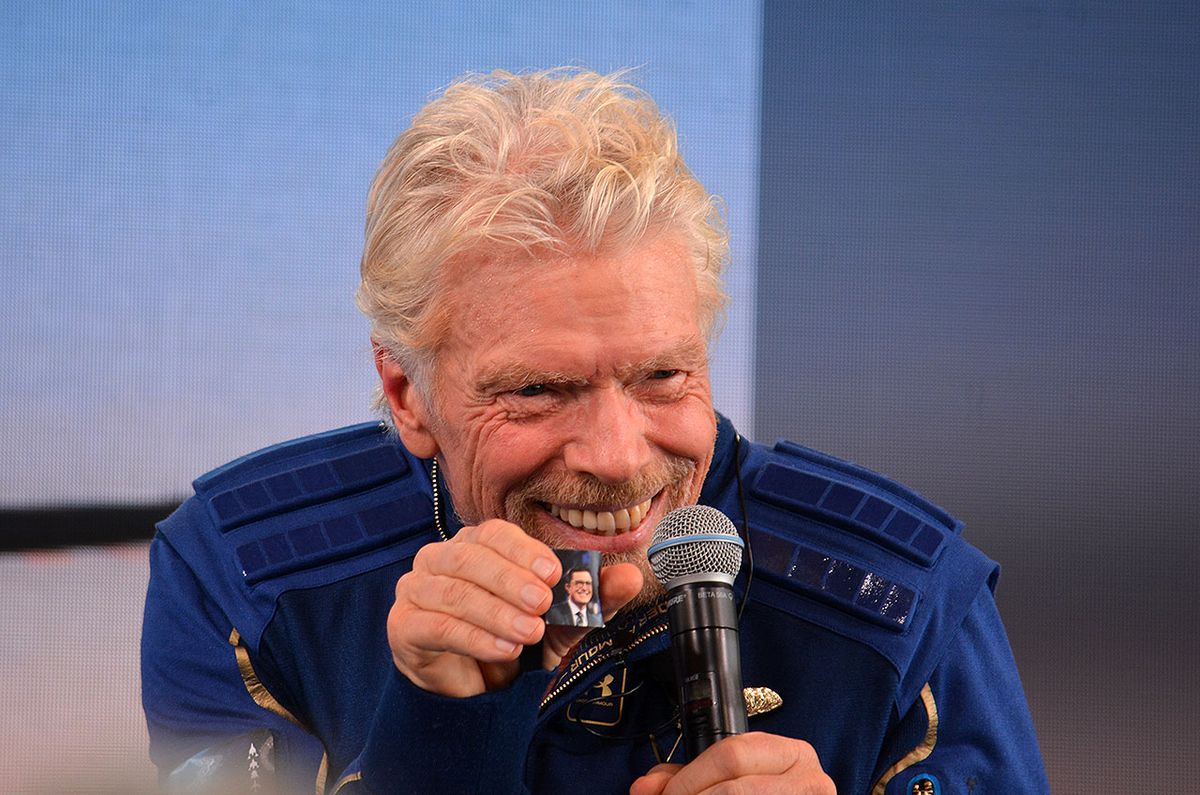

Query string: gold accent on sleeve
[315,752,328,795]
[229,629,333,794]
[744,686,783,717]
[228,628,306,729]
[871,683,939,795]
[329,771,363,793]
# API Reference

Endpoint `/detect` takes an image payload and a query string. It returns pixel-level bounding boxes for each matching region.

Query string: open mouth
[543,496,655,536]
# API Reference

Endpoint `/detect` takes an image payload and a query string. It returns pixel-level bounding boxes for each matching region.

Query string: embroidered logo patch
[907,773,941,794]
[566,665,627,727]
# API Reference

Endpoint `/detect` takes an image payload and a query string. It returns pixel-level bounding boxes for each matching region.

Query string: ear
[373,341,440,459]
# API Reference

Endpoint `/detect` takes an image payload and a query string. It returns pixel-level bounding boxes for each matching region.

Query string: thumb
[599,562,643,622]
[479,658,521,692]
[629,764,681,795]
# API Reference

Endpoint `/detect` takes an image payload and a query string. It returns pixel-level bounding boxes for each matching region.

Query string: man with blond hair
[142,69,1047,794]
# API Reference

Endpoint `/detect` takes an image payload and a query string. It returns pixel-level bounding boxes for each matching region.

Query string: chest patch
[565,665,628,727]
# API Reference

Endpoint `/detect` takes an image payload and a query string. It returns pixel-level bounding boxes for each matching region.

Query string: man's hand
[629,732,836,795]
[389,519,557,697]
[388,519,642,697]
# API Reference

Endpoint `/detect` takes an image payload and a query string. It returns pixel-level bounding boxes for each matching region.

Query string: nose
[562,386,654,485]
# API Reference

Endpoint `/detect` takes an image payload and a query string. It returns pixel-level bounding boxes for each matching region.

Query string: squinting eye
[650,370,679,380]
[515,384,547,397]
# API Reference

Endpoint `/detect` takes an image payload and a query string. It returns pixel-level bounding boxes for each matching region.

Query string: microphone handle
[665,580,748,760]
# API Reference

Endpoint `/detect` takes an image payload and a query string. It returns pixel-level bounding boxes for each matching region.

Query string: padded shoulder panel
[194,422,408,532]
[731,438,996,705]
[755,439,962,567]
[157,423,436,650]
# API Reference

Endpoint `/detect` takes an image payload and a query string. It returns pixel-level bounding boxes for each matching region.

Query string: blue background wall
[1,2,1196,791]
[1,0,761,506]
[757,3,1197,791]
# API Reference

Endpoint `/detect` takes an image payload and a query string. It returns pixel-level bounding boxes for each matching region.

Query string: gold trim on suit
[330,772,363,793]
[871,683,939,795]
[228,628,305,728]
[229,628,332,794]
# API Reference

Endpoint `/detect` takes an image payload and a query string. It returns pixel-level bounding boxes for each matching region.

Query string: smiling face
[378,234,717,592]
[565,569,594,608]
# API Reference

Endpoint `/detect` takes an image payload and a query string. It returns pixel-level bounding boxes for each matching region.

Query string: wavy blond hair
[358,68,729,401]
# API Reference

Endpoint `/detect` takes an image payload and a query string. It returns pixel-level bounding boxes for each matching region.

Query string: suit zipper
[539,622,669,711]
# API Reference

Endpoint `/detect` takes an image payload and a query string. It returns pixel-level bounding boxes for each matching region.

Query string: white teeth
[548,498,653,534]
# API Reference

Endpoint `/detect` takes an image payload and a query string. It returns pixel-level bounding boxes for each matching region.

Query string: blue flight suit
[141,415,1047,793]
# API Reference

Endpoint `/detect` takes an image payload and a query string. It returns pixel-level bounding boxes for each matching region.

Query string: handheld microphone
[648,505,747,760]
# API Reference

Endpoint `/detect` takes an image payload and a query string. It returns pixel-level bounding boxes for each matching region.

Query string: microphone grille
[647,505,744,587]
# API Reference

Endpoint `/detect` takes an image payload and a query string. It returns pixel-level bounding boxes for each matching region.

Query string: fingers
[629,764,681,795]
[691,774,830,795]
[410,519,559,610]
[656,733,834,795]
[407,574,546,647]
[391,597,533,661]
[388,519,562,696]
[598,561,644,621]
[428,519,561,592]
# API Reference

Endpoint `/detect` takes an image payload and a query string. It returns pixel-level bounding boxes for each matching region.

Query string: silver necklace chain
[430,458,450,541]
